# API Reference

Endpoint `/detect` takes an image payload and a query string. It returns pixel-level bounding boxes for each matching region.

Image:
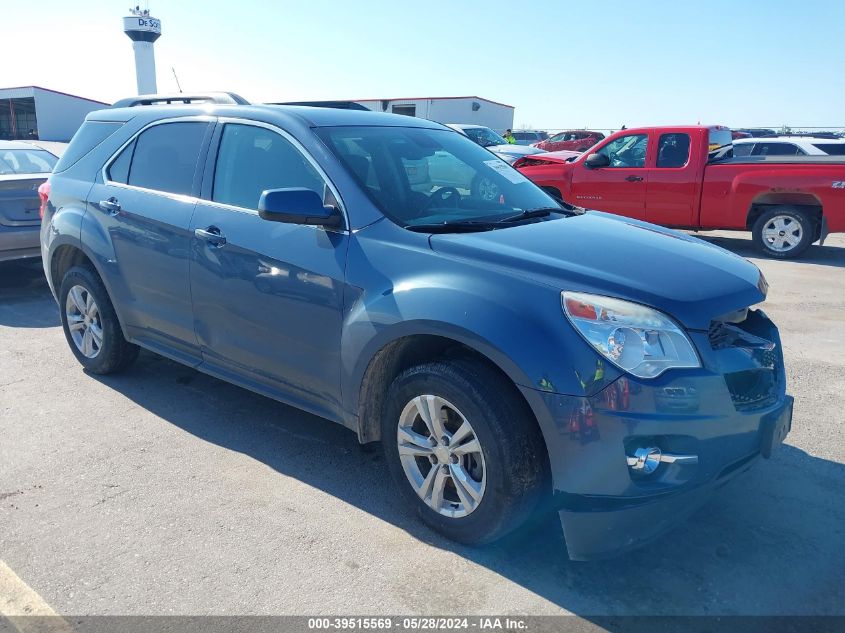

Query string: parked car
[445,124,545,164]
[733,128,777,138]
[43,94,793,560]
[731,130,752,140]
[532,130,605,153]
[511,130,548,146]
[0,140,58,262]
[733,136,845,157]
[515,125,845,258]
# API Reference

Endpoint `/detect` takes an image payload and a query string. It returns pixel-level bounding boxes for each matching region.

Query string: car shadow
[0,260,60,328]
[90,352,845,616]
[694,233,845,269]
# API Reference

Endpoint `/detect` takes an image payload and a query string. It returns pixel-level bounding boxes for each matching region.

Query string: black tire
[752,207,815,259]
[381,359,548,545]
[58,265,139,374]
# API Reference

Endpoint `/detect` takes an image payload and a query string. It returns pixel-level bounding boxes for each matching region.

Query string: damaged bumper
[520,309,793,560]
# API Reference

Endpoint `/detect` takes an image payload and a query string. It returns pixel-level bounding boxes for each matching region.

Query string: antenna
[171,67,183,93]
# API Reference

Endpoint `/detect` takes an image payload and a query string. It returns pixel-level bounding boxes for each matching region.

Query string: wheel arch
[746,193,823,237]
[48,238,129,332]
[353,327,537,446]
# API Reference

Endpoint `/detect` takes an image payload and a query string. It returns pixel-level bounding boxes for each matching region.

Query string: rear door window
[107,139,135,183]
[656,133,691,168]
[733,143,754,157]
[124,122,209,195]
[752,142,803,156]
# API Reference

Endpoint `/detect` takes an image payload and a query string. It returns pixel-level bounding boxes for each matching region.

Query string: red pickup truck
[514,125,845,258]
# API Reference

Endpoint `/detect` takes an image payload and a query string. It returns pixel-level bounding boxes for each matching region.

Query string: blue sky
[4,0,843,129]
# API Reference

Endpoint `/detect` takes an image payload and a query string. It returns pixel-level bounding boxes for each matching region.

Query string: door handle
[625,175,644,182]
[194,226,227,247]
[99,197,121,215]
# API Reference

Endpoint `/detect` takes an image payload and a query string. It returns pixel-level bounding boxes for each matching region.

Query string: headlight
[561,291,701,379]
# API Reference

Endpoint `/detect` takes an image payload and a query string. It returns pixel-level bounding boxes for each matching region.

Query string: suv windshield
[0,148,58,175]
[317,126,561,229]
[461,126,508,148]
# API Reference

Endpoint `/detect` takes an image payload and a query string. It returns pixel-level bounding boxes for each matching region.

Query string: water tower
[123,5,162,94]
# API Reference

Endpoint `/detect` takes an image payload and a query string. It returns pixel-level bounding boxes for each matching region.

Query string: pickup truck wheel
[59,265,139,374]
[472,175,501,203]
[752,207,815,259]
[381,359,547,545]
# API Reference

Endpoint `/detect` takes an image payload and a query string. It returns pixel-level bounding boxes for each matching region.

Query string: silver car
[446,124,546,164]
[0,141,58,262]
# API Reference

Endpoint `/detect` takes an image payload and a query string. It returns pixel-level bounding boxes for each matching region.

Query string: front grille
[709,311,782,412]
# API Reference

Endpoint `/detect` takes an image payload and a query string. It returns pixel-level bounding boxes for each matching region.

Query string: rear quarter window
[53,121,123,173]
[812,143,845,156]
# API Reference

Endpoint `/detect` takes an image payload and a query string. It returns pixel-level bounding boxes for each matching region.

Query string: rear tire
[59,265,139,374]
[752,207,815,259]
[381,359,548,545]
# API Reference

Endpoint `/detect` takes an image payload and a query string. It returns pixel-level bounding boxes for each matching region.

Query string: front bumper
[520,309,793,560]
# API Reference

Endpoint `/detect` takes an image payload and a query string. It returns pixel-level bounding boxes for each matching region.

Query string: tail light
[38,180,50,218]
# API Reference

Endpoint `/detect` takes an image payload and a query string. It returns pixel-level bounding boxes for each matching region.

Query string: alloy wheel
[396,395,486,518]
[65,285,103,358]
[476,177,500,202]
[762,215,803,253]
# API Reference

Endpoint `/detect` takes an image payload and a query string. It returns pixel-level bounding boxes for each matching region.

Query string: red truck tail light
[38,180,51,218]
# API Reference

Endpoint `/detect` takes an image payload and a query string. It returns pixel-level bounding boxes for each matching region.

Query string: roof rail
[111,92,250,108]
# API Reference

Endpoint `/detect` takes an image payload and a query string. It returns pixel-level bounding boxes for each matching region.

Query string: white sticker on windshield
[484,159,529,184]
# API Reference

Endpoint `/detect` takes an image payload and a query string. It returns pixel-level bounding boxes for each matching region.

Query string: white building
[0,86,108,142]
[351,96,514,132]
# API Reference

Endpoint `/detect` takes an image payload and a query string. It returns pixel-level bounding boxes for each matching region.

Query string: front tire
[59,265,139,374]
[752,207,815,259]
[381,359,548,545]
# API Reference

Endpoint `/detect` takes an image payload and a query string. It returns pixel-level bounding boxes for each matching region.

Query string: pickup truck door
[645,131,700,227]
[189,121,349,420]
[570,133,649,220]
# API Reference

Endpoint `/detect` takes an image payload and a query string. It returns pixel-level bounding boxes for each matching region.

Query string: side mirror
[258,188,342,228]
[584,153,610,169]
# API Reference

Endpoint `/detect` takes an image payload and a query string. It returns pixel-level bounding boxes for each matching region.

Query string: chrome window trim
[100,115,215,203]
[203,117,349,233]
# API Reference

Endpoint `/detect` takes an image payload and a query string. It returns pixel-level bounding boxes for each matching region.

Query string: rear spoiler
[110,92,250,108]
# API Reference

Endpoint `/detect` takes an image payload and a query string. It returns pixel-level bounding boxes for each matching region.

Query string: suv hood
[488,144,545,158]
[428,212,765,330]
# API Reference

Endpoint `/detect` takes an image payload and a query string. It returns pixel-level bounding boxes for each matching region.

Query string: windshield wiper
[497,207,582,223]
[406,220,500,233]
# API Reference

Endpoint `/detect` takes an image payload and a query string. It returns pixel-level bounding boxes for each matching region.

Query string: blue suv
[42,93,793,560]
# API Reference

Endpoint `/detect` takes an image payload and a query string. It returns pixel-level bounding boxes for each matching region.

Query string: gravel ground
[1,232,843,618]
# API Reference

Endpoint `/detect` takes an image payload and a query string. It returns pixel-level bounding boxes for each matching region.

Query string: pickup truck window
[656,133,691,168]
[596,134,648,168]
